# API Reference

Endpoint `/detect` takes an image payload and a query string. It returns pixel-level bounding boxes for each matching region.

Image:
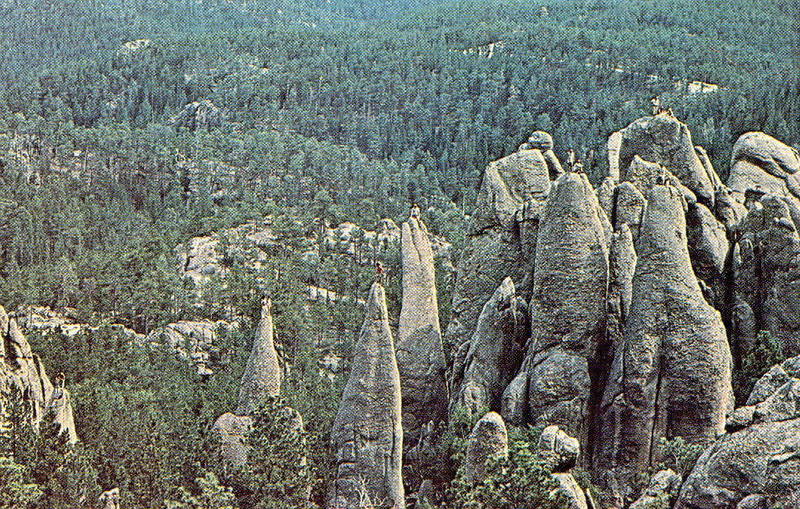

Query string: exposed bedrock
[501,172,610,457]
[594,185,734,501]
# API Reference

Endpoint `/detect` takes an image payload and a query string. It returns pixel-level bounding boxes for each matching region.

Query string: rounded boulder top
[528,131,554,151]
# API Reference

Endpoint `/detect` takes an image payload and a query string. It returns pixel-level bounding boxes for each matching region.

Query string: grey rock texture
[503,172,609,452]
[606,225,636,355]
[629,469,682,509]
[329,283,404,509]
[595,186,733,499]
[451,277,527,417]
[397,216,448,448]
[212,412,252,468]
[171,99,224,130]
[537,426,589,509]
[616,114,718,205]
[445,140,553,371]
[0,305,78,443]
[464,411,508,484]
[236,298,282,415]
[728,132,800,203]
[612,181,646,239]
[733,193,800,357]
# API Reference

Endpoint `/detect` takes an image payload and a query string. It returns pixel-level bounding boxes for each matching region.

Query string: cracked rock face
[733,193,800,357]
[445,140,553,370]
[502,172,609,451]
[676,354,800,508]
[397,217,448,450]
[236,298,282,415]
[464,412,508,484]
[329,283,404,509]
[728,132,800,203]
[451,277,527,418]
[595,186,733,499]
[616,115,720,206]
[0,305,78,444]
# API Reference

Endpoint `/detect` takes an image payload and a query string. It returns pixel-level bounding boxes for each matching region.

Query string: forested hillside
[0,0,798,508]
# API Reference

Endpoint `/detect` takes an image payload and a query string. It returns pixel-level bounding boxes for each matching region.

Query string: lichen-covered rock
[397,216,448,449]
[212,412,252,468]
[236,298,282,415]
[451,278,527,417]
[607,131,623,180]
[595,185,734,499]
[445,142,552,369]
[503,172,609,451]
[728,132,800,202]
[328,283,404,509]
[464,412,508,484]
[617,115,716,205]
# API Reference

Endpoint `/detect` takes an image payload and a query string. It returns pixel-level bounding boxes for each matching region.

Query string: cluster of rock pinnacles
[217,114,800,509]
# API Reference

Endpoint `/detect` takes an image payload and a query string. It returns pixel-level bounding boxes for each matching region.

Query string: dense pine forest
[0,0,799,508]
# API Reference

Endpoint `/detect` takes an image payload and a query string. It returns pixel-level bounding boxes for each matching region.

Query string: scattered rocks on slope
[397,216,448,458]
[328,283,404,509]
[451,277,527,418]
[503,172,609,453]
[595,185,734,500]
[145,319,237,375]
[464,411,509,484]
[677,354,800,508]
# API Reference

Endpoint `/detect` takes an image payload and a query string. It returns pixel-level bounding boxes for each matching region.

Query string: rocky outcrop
[630,469,681,509]
[595,186,734,499]
[677,355,800,508]
[616,114,720,205]
[146,319,237,376]
[236,298,282,415]
[451,278,527,417]
[464,412,508,484]
[732,192,800,357]
[328,283,404,509]
[502,172,609,452]
[171,99,224,130]
[728,132,800,203]
[0,305,78,443]
[538,426,589,509]
[396,216,448,451]
[445,135,554,365]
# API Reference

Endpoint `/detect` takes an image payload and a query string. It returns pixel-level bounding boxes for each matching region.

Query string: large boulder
[464,412,509,484]
[396,216,448,450]
[616,114,719,206]
[537,426,589,509]
[328,283,405,509]
[502,172,609,453]
[595,186,734,500]
[451,277,527,417]
[630,469,682,509]
[727,132,800,203]
[445,140,553,368]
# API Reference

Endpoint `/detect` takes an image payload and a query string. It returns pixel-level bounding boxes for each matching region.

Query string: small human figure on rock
[410,203,420,220]
[566,148,576,168]
[375,261,386,286]
[651,96,661,115]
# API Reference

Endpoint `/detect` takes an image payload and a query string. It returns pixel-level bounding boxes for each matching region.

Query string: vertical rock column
[397,216,448,452]
[328,283,405,509]
[236,298,282,415]
[595,185,734,499]
[502,172,610,454]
